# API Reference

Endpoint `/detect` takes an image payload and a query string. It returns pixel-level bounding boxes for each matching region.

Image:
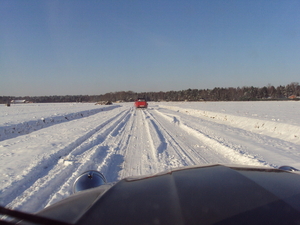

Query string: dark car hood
[36,164,300,225]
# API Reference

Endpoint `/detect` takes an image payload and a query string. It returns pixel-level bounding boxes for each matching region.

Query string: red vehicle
[134,98,148,108]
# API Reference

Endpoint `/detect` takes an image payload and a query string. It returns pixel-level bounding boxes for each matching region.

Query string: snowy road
[0,102,300,213]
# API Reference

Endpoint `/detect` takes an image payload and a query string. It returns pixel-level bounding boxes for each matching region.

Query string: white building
[11,100,26,104]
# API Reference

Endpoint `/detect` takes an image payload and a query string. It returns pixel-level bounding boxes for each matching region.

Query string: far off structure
[6,99,27,107]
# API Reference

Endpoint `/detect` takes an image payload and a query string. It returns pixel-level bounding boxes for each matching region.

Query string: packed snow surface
[0,101,300,213]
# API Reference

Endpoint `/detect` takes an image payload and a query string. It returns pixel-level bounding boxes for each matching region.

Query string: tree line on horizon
[1,82,299,104]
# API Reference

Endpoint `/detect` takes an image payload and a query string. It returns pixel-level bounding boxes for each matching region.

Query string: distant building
[11,100,26,104]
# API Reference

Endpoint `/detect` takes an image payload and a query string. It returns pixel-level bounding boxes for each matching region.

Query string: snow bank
[158,102,300,145]
[0,103,120,141]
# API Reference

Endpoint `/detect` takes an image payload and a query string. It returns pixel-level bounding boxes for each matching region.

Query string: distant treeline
[1,82,299,104]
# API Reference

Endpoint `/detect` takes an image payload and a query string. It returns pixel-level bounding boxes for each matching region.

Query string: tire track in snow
[3,108,132,212]
[117,108,139,179]
[118,109,161,178]
[44,107,135,208]
[144,109,211,167]
[95,107,136,182]
[140,110,161,172]
[0,107,128,202]
[44,109,134,208]
[158,104,300,145]
[0,107,127,194]
[162,106,300,167]
[153,107,279,167]
[0,105,121,142]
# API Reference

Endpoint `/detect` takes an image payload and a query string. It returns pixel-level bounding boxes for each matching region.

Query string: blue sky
[1,0,300,96]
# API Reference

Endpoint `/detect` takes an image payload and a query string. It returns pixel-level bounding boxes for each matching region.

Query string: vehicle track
[45,107,135,207]
[3,107,131,212]
[154,107,300,167]
[145,109,230,166]
[118,109,161,178]
[0,105,121,142]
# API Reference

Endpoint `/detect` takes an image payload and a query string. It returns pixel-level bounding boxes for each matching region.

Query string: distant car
[134,98,148,108]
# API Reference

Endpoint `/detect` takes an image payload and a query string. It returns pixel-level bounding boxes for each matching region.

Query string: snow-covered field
[0,101,300,213]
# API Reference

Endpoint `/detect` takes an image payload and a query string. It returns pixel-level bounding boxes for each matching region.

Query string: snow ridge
[159,104,300,145]
[0,105,120,141]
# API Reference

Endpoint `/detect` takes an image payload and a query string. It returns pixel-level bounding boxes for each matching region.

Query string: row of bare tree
[1,82,299,104]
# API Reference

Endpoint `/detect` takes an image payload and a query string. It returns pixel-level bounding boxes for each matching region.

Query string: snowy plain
[0,101,300,214]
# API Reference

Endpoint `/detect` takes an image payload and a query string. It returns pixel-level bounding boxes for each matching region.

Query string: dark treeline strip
[1,82,299,104]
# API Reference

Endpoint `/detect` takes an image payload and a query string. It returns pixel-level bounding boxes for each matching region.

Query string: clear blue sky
[1,0,300,96]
